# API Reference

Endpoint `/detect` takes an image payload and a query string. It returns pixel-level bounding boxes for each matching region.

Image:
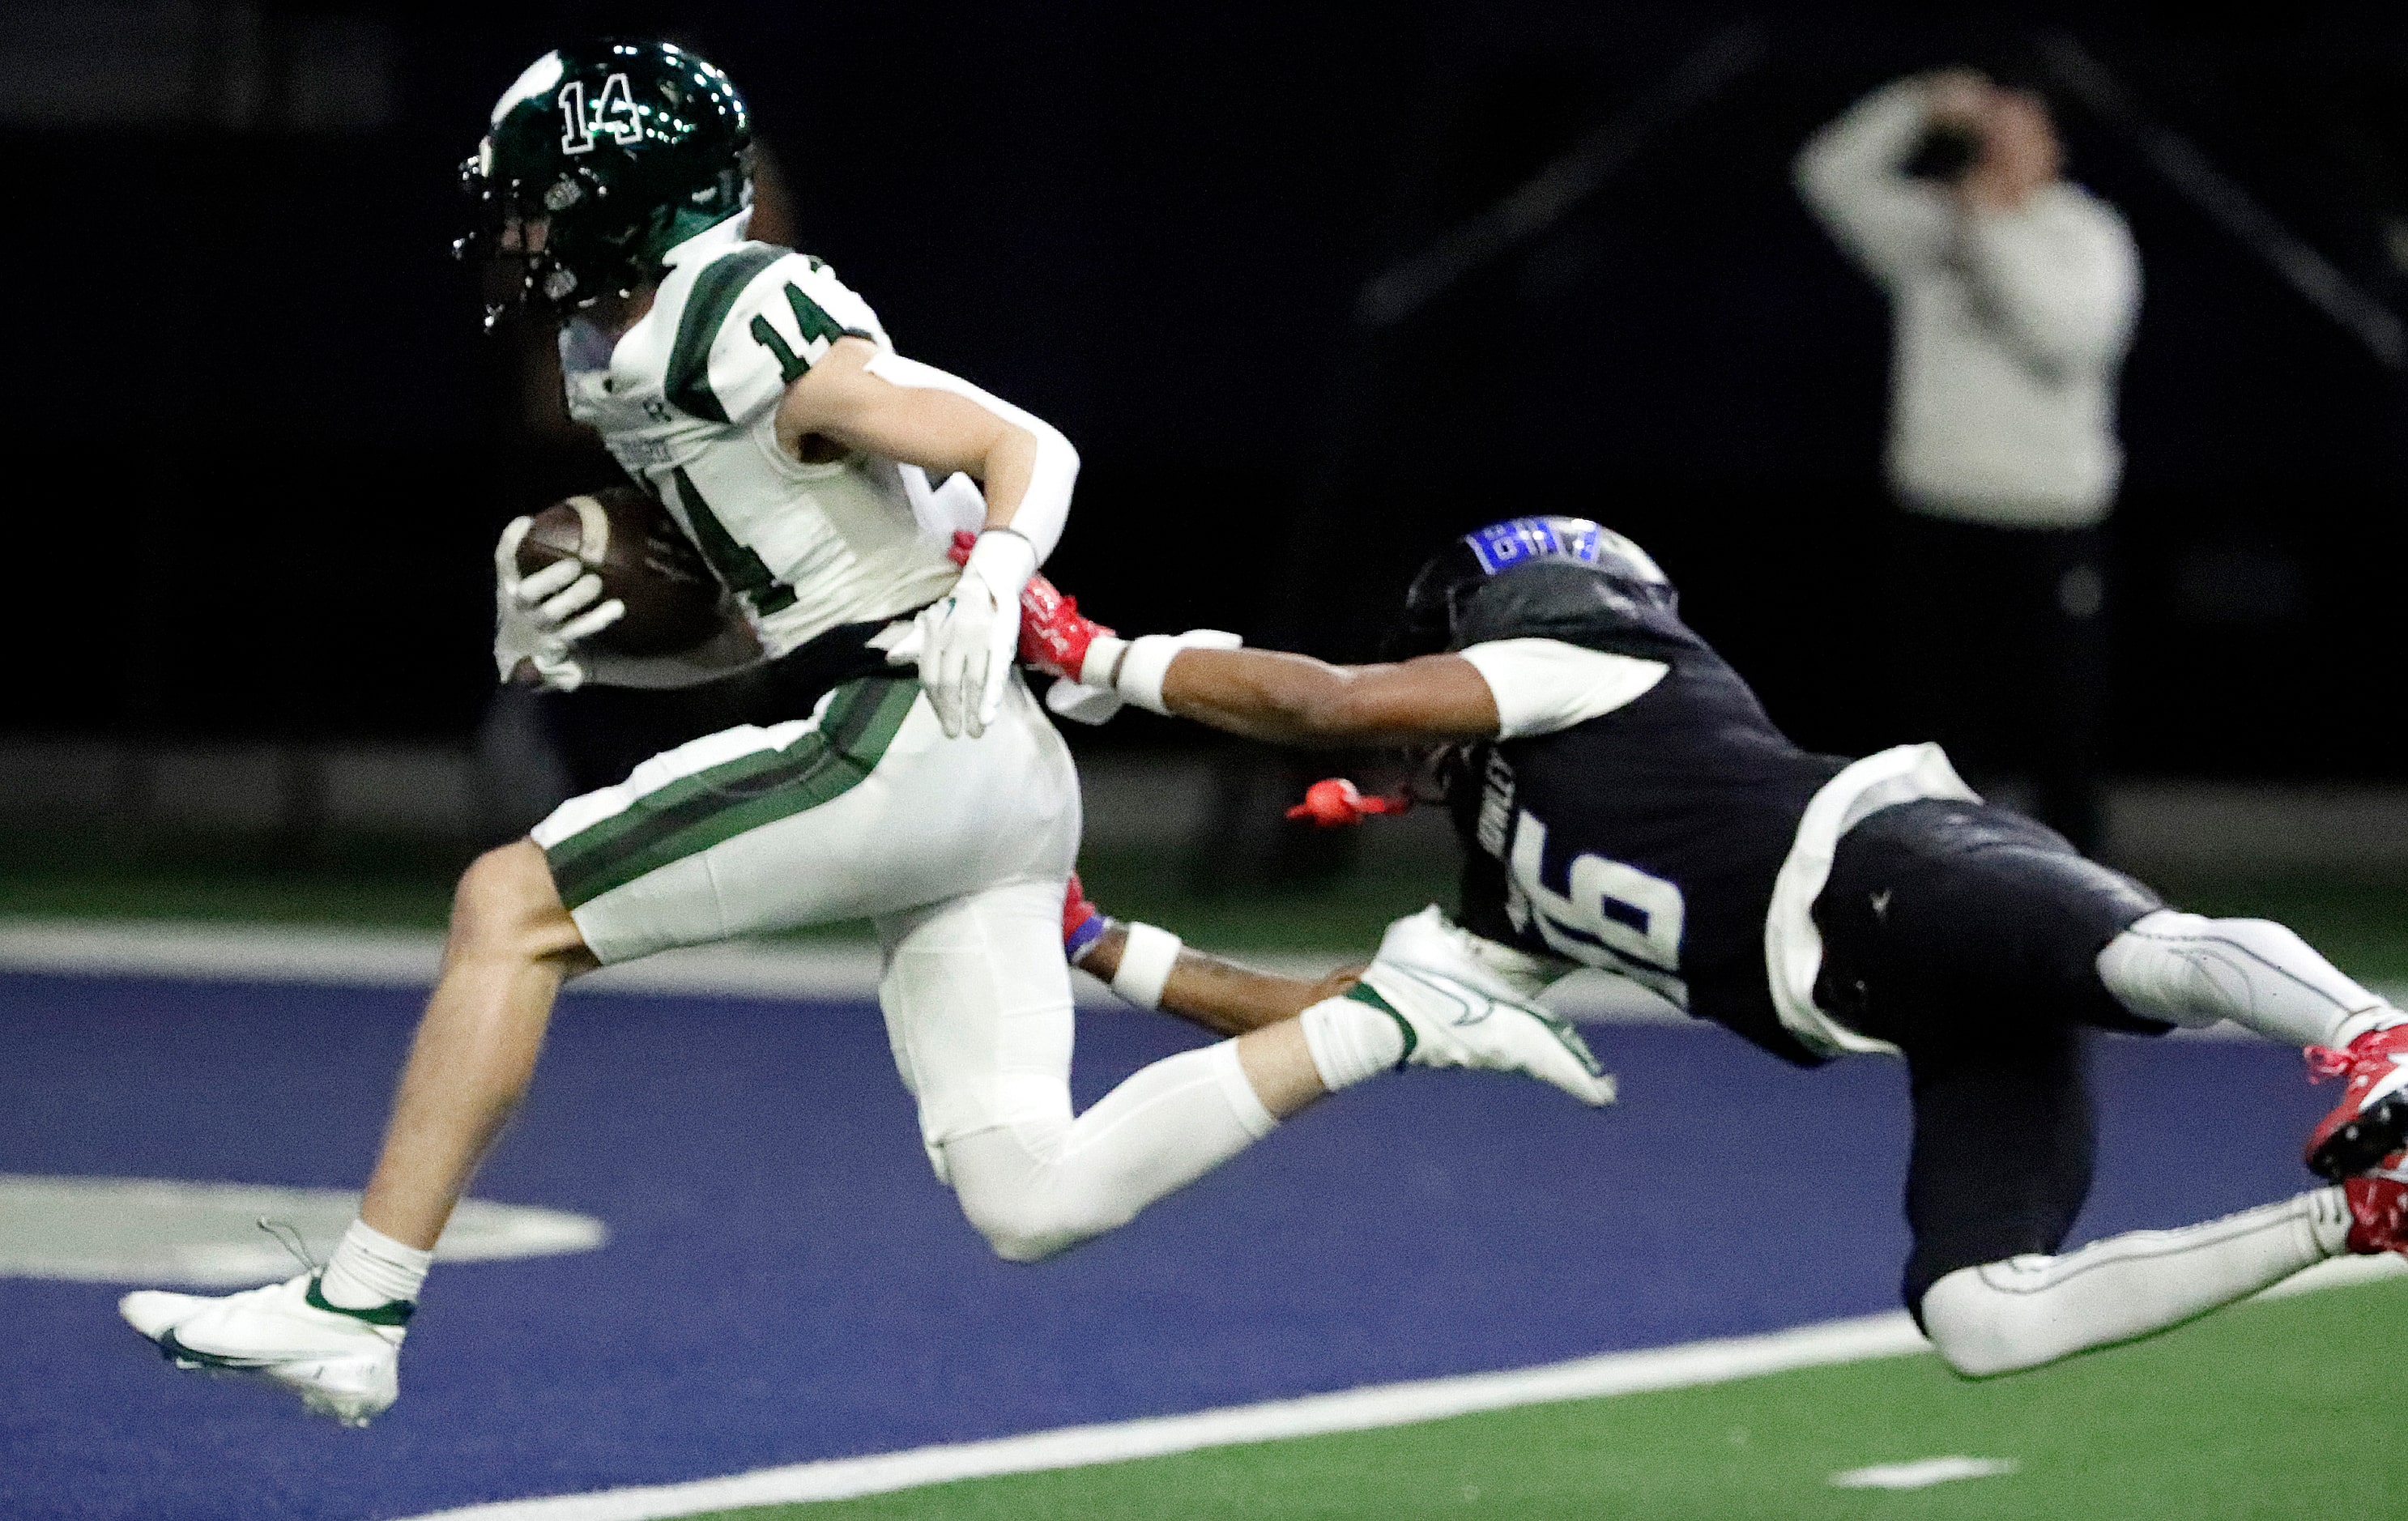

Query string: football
[516,486,726,657]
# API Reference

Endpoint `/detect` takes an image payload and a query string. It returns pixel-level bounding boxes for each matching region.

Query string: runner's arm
[787,336,1081,737]
[774,336,1072,558]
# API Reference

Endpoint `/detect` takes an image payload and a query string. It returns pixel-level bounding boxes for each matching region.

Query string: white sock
[943,1041,1275,1263]
[1299,993,1407,1091]
[2097,910,2401,1047]
[318,1219,433,1309]
[1919,1189,2349,1377]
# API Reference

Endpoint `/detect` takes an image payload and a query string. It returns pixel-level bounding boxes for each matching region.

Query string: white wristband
[1114,636,1186,715]
[1078,630,1243,713]
[1110,922,1183,1010]
[1078,634,1129,689]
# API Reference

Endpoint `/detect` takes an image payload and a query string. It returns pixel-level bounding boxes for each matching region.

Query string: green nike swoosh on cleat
[305,1276,414,1327]
[155,1327,276,1370]
[1345,982,1417,1067]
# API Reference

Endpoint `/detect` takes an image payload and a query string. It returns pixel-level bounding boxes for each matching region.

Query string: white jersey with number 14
[558,209,970,659]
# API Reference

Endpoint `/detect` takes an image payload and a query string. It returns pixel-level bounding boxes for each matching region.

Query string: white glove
[1076,629,1243,714]
[1045,675,1124,725]
[912,529,1037,738]
[492,516,625,693]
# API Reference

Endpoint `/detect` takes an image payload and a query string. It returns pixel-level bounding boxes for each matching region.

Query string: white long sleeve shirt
[1796,81,2141,528]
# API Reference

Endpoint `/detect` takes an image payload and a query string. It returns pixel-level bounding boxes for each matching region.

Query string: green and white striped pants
[534,671,1080,961]
[531,672,1085,1158]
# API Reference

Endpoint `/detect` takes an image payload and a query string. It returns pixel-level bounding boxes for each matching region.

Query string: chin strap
[1286,777,1413,828]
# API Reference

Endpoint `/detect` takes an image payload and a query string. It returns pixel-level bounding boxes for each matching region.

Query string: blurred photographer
[1798,71,2139,851]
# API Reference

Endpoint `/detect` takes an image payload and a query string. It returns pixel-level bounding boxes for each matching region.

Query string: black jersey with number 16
[1442,559,1848,1067]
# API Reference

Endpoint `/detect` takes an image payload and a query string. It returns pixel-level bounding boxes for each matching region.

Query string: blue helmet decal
[1462,516,1669,586]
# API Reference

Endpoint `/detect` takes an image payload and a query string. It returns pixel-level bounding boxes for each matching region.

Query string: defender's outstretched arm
[1075,918,1361,1037]
[1151,648,1501,748]
[1026,600,1649,752]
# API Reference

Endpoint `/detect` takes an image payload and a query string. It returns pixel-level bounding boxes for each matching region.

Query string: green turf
[0,833,1455,952]
[2149,872,2408,984]
[0,832,467,929]
[688,1276,2406,1519]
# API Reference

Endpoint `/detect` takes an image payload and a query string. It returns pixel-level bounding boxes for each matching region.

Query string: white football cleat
[119,1272,407,1427]
[1353,958,1616,1106]
[1370,904,1566,1003]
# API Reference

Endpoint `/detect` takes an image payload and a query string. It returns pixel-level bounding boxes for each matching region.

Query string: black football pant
[1810,799,2168,1318]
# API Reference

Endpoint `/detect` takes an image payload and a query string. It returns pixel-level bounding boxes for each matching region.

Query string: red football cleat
[2345,1158,2408,1255]
[2304,1022,2408,1181]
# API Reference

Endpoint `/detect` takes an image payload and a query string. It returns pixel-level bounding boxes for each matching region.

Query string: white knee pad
[2096,909,2381,1044]
[947,1121,1074,1264]
[942,1042,1273,1263]
[957,1196,1089,1265]
[947,1119,1135,1264]
[1918,1260,2057,1378]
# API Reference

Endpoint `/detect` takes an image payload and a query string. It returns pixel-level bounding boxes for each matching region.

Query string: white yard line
[389,1252,2406,1521]
[0,918,450,990]
[11,914,2348,1029]
[394,1312,1932,1521]
[0,917,1687,1022]
[10,914,2389,1031]
[0,1174,602,1287]
[1829,1455,2017,1489]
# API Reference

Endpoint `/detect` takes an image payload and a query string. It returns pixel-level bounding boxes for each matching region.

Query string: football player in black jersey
[1035,514,2408,1376]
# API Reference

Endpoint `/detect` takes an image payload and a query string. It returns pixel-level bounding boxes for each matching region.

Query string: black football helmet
[1387,515,1677,661]
[458,40,752,327]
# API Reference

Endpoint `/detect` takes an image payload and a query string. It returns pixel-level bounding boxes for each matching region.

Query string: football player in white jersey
[115,40,1608,1426]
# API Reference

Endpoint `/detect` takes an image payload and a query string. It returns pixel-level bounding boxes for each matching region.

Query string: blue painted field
[0,969,2327,1520]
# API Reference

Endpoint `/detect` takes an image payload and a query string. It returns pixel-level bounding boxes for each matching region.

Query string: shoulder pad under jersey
[662,246,884,426]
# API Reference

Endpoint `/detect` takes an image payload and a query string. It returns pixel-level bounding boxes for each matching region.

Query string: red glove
[950,530,1114,680]
[1286,777,1413,828]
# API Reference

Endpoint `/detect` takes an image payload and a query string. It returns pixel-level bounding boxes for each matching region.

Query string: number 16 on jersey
[1509,812,1690,1009]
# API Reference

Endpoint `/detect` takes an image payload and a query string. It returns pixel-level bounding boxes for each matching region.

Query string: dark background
[12,6,2408,778]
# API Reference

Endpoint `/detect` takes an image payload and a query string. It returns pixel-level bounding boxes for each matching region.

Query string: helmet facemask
[454,149,590,330]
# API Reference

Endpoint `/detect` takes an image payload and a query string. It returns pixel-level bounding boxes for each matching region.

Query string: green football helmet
[458,40,752,326]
